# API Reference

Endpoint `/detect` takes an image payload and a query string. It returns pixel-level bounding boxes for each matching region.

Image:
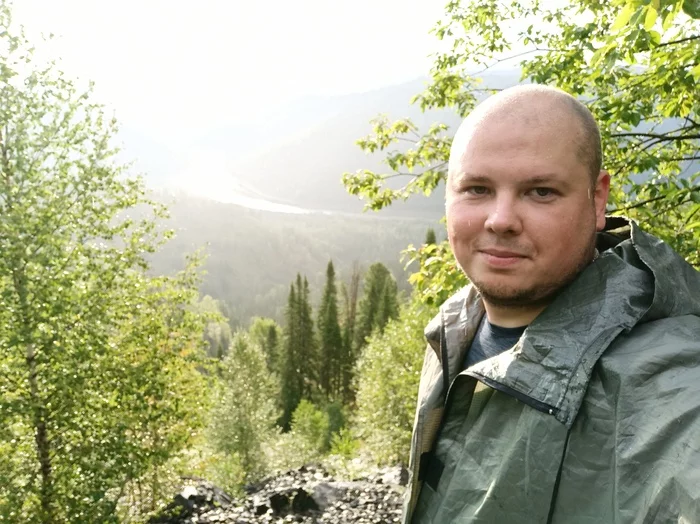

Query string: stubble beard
[466,231,598,311]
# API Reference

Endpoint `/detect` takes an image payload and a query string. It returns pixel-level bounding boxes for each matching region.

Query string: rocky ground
[150,465,408,524]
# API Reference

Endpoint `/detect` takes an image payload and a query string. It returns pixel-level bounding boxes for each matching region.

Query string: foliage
[353,301,436,466]
[354,263,400,351]
[0,5,209,522]
[403,238,468,307]
[197,451,246,498]
[343,0,700,303]
[248,316,282,374]
[279,275,318,429]
[424,228,437,245]
[265,400,331,472]
[329,428,361,459]
[198,295,232,359]
[207,332,280,483]
[324,400,346,438]
[317,261,344,399]
[338,263,361,403]
[290,400,331,458]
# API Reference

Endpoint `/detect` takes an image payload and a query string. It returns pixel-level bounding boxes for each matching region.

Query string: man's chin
[473,282,555,310]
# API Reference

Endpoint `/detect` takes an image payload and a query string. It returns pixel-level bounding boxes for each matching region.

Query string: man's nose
[484,195,522,235]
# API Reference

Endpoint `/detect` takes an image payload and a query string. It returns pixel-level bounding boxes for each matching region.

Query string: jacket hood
[424,217,700,427]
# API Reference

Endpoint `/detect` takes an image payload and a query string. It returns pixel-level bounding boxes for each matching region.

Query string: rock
[379,466,409,487]
[150,465,405,523]
[269,492,290,514]
[310,482,343,511]
[291,488,319,513]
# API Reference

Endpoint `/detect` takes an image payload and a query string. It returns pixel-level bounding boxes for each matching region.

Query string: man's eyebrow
[454,173,566,185]
[451,173,491,183]
[523,175,575,190]
[525,175,565,185]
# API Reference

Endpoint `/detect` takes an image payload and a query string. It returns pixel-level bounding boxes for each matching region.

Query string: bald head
[450,85,602,182]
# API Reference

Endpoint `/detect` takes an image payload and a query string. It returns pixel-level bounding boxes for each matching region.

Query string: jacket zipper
[464,371,560,417]
[437,316,559,417]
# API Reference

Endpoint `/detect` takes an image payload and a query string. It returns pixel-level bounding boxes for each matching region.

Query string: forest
[1,0,698,522]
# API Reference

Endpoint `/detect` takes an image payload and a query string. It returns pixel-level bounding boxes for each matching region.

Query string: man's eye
[531,187,555,198]
[466,186,489,195]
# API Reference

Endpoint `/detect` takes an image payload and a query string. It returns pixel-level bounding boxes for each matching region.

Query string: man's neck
[483,302,547,328]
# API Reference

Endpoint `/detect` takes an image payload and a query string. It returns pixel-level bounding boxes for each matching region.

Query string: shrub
[353,301,436,465]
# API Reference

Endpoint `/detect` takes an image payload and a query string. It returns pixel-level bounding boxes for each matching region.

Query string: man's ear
[593,170,610,231]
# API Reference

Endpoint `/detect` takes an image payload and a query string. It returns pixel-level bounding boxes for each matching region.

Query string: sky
[14,0,447,141]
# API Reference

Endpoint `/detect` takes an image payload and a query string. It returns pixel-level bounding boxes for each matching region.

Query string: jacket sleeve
[402,343,445,523]
[609,316,700,522]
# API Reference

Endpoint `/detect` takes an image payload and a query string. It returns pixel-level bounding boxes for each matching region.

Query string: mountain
[119,71,523,218]
[231,73,522,216]
[148,193,442,328]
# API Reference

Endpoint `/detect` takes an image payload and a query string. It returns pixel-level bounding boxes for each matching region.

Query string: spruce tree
[354,263,399,351]
[298,275,318,399]
[280,283,301,429]
[424,228,437,245]
[340,263,361,403]
[280,274,318,428]
[374,276,399,331]
[317,261,343,398]
[249,317,282,374]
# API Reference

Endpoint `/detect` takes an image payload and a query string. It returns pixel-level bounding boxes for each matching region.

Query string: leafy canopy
[0,3,210,521]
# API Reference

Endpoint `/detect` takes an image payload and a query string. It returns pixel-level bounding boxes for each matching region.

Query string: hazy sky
[15,0,447,140]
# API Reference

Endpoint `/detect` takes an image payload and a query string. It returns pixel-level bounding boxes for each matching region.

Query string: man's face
[446,111,609,309]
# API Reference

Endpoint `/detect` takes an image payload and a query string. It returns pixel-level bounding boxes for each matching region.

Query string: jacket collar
[425,217,700,427]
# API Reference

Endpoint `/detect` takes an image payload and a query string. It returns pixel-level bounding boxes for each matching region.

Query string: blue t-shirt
[463,316,527,369]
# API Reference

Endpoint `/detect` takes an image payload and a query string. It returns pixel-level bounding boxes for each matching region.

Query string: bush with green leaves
[266,400,332,471]
[353,301,436,466]
[207,332,280,483]
[290,399,331,457]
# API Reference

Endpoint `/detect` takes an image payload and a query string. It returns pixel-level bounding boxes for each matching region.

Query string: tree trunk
[27,342,54,523]
[15,265,55,523]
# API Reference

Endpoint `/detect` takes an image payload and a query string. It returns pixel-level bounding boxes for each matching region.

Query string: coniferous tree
[279,274,318,428]
[354,263,399,351]
[298,275,318,399]
[340,263,361,403]
[424,228,437,245]
[249,317,282,374]
[280,283,301,429]
[374,276,399,332]
[317,261,343,398]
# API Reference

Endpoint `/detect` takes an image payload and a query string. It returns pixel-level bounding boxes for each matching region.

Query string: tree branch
[380,162,448,180]
[380,173,418,180]
[610,187,700,214]
[656,35,700,48]
[471,48,555,76]
[610,194,667,214]
[611,132,700,141]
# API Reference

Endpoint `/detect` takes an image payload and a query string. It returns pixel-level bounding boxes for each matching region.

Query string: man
[404,85,700,523]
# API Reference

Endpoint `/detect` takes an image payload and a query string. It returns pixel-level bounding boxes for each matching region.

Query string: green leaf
[611,3,635,31]
[683,0,700,19]
[643,6,658,30]
[691,63,700,81]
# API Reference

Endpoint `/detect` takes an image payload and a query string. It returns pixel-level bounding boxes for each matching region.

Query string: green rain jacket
[403,217,700,524]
